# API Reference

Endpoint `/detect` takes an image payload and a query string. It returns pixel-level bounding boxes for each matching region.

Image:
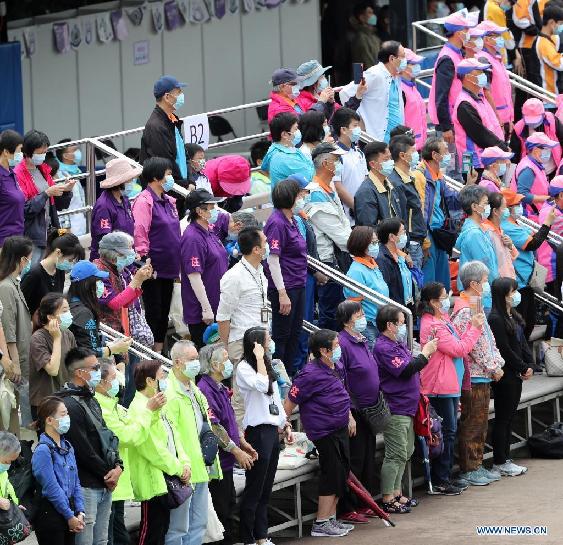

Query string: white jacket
[339,62,404,142]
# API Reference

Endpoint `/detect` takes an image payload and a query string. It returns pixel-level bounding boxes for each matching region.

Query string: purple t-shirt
[338,330,380,409]
[197,374,239,472]
[180,220,228,324]
[209,211,229,243]
[90,190,135,260]
[288,358,350,441]
[0,165,25,246]
[264,209,307,290]
[372,334,420,417]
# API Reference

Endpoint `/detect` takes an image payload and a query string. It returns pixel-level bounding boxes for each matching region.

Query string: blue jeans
[422,233,451,292]
[76,487,113,545]
[165,482,209,545]
[292,273,316,375]
[364,322,379,350]
[429,397,459,484]
[317,279,344,331]
[408,241,424,271]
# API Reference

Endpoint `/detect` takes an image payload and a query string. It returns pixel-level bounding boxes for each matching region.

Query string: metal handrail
[306,256,414,349]
[534,291,563,313]
[411,20,557,104]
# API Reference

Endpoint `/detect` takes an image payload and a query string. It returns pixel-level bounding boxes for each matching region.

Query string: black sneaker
[450,478,469,491]
[428,482,462,496]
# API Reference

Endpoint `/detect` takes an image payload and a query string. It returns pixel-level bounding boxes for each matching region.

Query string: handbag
[431,218,458,254]
[528,261,547,293]
[528,422,563,458]
[193,393,219,465]
[163,474,193,509]
[0,473,32,545]
[355,391,391,436]
[544,347,563,376]
[128,304,154,347]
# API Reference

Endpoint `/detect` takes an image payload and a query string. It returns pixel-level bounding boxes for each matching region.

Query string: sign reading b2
[182,113,210,150]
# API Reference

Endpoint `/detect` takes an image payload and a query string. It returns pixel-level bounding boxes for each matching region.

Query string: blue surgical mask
[222,360,234,379]
[411,64,422,77]
[513,204,524,217]
[268,339,276,356]
[367,242,380,259]
[291,85,300,98]
[557,24,563,34]
[124,181,141,199]
[367,14,378,26]
[380,159,395,177]
[409,151,420,170]
[540,149,552,163]
[350,126,362,143]
[0,463,10,474]
[440,298,450,313]
[175,93,185,109]
[334,161,343,177]
[396,323,407,342]
[21,259,31,277]
[482,281,491,297]
[331,345,342,363]
[56,259,73,272]
[323,125,330,137]
[294,197,308,213]
[116,252,136,271]
[158,378,168,392]
[86,369,101,389]
[96,280,105,299]
[501,208,510,220]
[59,310,73,330]
[208,207,219,224]
[32,153,46,166]
[262,242,270,261]
[353,317,367,333]
[55,415,71,435]
[472,37,484,50]
[501,3,510,11]
[292,129,302,146]
[183,359,201,379]
[74,149,82,165]
[162,174,175,192]
[439,153,452,170]
[397,233,408,249]
[107,378,120,398]
[497,163,507,177]
[511,291,522,307]
[476,73,488,88]
[317,78,328,91]
[8,152,23,167]
[495,36,505,49]
[398,57,408,72]
[482,204,491,219]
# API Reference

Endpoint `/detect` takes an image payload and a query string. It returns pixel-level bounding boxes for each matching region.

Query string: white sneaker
[507,459,528,474]
[493,462,522,477]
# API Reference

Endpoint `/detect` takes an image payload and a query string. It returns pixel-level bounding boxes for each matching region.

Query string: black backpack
[528,423,563,459]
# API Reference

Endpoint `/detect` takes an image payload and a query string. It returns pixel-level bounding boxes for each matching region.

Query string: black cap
[184,189,225,210]
[311,142,346,161]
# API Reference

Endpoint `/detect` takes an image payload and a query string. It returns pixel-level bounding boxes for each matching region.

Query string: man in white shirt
[340,40,406,142]
[216,226,269,425]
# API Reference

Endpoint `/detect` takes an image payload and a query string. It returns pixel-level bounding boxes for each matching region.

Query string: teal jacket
[261,143,315,188]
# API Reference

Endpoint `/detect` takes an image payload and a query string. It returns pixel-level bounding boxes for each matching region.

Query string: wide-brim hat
[100,158,142,189]
[297,60,332,88]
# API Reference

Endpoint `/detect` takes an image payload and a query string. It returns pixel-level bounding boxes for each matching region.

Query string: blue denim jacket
[32,433,85,520]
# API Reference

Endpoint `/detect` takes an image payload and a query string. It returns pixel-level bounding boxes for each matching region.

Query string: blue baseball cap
[70,260,109,282]
[153,75,187,99]
[203,323,220,345]
[287,173,318,190]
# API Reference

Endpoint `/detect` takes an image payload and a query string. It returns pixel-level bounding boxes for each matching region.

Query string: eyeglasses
[81,364,101,372]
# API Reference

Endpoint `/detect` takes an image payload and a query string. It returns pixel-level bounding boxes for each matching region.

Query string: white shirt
[215,257,268,343]
[339,62,404,141]
[332,145,367,224]
[235,360,286,429]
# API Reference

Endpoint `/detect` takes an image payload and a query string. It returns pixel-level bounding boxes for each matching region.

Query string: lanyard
[241,261,266,306]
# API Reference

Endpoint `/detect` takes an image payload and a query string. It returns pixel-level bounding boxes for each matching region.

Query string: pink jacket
[267,91,303,124]
[420,313,482,396]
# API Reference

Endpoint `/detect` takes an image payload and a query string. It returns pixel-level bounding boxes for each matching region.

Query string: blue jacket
[261,143,315,188]
[455,217,499,292]
[32,433,85,521]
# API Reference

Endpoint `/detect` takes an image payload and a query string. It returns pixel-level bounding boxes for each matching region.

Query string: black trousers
[108,500,130,545]
[492,373,523,465]
[209,468,236,545]
[516,286,536,340]
[239,424,279,545]
[339,411,374,513]
[34,497,75,545]
[268,287,305,371]
[142,277,174,344]
[138,495,170,545]
[188,322,207,350]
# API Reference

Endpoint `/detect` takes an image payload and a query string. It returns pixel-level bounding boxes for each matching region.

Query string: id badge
[261,307,270,324]
[269,402,280,416]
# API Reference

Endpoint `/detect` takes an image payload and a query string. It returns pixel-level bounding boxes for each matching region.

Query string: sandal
[381,500,411,514]
[395,495,418,507]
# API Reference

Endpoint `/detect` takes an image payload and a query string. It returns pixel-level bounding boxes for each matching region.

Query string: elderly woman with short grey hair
[0,431,21,510]
[451,260,505,487]
[197,343,257,545]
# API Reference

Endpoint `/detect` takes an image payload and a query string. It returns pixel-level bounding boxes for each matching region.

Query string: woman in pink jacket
[419,281,484,495]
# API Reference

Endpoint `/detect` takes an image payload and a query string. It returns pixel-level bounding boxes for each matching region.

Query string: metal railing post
[85,140,97,234]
